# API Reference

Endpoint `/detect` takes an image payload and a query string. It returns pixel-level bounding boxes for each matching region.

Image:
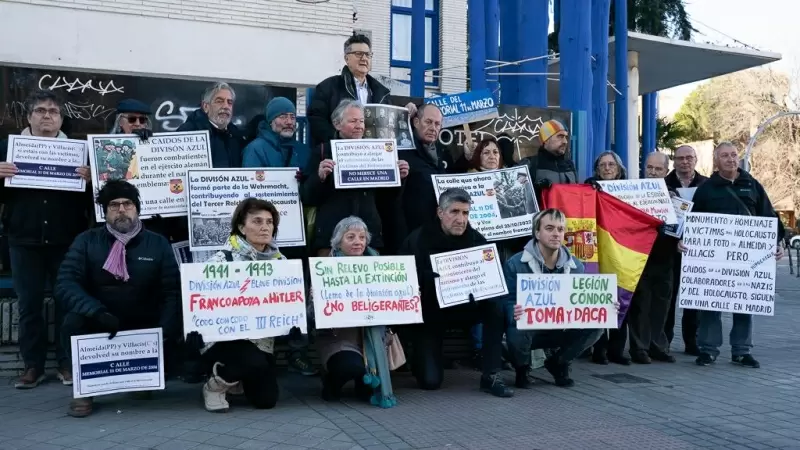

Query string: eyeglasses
[108,200,135,211]
[124,115,148,124]
[347,51,373,59]
[32,108,61,117]
[598,162,618,168]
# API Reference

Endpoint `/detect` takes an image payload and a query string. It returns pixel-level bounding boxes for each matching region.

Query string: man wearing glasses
[307,33,416,148]
[0,90,92,389]
[664,145,708,355]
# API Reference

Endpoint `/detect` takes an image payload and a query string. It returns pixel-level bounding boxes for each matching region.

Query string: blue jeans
[697,310,753,358]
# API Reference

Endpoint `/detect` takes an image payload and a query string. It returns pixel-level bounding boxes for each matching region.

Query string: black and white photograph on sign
[190,217,229,248]
[493,170,538,219]
[364,104,414,149]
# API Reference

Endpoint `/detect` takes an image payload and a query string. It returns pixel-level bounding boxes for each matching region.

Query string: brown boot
[68,397,93,418]
[15,368,46,389]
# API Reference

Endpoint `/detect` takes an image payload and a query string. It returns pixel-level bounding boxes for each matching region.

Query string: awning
[546,31,782,105]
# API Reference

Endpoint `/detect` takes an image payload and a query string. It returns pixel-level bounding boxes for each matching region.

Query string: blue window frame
[390,0,439,87]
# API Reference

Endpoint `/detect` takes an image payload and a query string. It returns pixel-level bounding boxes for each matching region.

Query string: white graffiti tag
[438,108,548,147]
[39,74,125,96]
[64,101,116,121]
[155,100,199,131]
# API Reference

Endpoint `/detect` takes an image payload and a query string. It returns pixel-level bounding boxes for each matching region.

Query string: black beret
[116,99,151,115]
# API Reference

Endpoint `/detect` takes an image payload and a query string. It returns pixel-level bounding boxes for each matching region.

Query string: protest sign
[330,139,400,189]
[677,187,697,200]
[663,197,694,238]
[431,167,539,240]
[309,255,422,329]
[88,131,212,221]
[429,244,508,308]
[4,135,87,192]
[515,274,618,330]
[180,260,307,341]
[187,168,305,250]
[71,328,164,398]
[679,213,777,316]
[171,241,216,265]
[597,179,677,224]
[363,104,414,150]
[425,89,499,128]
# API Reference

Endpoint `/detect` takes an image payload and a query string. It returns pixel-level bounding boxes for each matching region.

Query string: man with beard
[56,180,181,417]
[520,119,578,196]
[400,188,519,398]
[0,90,92,389]
[178,82,245,168]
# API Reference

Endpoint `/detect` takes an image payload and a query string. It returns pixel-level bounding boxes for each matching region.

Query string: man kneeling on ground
[56,180,181,417]
[504,208,606,388]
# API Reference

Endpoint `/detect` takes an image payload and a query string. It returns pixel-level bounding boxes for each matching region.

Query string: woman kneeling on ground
[316,216,400,407]
[185,198,287,412]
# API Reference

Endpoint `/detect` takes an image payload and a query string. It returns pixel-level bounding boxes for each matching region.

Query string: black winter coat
[0,137,92,247]
[301,141,402,252]
[307,67,391,148]
[664,169,708,192]
[400,222,487,323]
[177,109,245,168]
[55,226,181,339]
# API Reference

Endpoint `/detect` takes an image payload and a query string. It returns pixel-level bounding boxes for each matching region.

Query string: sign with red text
[430,244,508,308]
[179,260,307,342]
[515,274,618,330]
[597,179,677,224]
[309,256,422,329]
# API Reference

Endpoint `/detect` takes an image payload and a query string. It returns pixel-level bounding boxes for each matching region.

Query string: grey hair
[532,208,566,239]
[331,99,364,127]
[592,151,627,179]
[674,144,696,156]
[713,141,738,157]
[330,216,371,249]
[110,113,151,134]
[438,188,472,211]
[202,82,236,104]
[647,151,670,168]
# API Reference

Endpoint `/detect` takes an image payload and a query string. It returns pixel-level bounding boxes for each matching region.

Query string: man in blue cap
[242,97,310,169]
[111,99,153,139]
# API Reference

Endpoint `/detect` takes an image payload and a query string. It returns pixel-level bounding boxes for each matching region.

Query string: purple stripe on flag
[582,261,599,274]
[617,287,633,327]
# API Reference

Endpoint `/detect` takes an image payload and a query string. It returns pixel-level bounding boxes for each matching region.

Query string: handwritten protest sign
[180,260,307,341]
[679,213,777,316]
[663,197,694,238]
[88,131,212,221]
[430,244,508,308]
[515,274,618,330]
[5,135,88,192]
[71,328,164,398]
[598,179,677,224]
[363,104,414,150]
[171,241,216,265]
[309,256,422,329]
[330,139,400,189]
[425,89,499,128]
[431,167,538,240]
[187,168,305,250]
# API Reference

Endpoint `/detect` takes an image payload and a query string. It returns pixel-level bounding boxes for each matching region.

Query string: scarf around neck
[103,220,143,281]
[228,234,284,260]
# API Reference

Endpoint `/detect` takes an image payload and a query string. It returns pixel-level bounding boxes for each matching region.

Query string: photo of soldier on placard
[190,216,229,248]
[94,138,139,181]
[491,169,538,219]
[364,104,414,149]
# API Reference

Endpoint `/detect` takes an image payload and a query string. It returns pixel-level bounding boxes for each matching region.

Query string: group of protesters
[0,32,785,418]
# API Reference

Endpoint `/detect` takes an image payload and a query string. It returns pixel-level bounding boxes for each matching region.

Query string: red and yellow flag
[544,185,661,323]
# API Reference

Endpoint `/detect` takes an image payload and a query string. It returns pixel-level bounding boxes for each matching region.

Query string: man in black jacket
[177,82,245,168]
[663,144,708,355]
[688,142,784,369]
[307,34,416,148]
[400,188,515,398]
[0,90,92,389]
[56,180,181,417]
[519,119,578,198]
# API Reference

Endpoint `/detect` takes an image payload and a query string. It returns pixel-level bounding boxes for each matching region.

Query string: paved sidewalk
[1,261,799,450]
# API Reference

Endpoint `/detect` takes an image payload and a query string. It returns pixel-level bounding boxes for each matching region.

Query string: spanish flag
[543,185,661,323]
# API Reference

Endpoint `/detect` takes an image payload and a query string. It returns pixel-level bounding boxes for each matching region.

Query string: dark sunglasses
[124,115,148,124]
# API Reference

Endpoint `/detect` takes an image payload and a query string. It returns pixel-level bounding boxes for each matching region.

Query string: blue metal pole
[613,0,629,171]
[499,0,519,104]
[640,92,652,177]
[485,0,499,95]
[517,0,548,107]
[410,0,426,97]
[606,102,613,151]
[559,0,593,162]
[468,0,487,92]
[591,0,610,162]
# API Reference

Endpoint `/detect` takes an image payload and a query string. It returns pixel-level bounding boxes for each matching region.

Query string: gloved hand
[430,271,441,279]
[468,293,476,304]
[96,312,120,339]
[586,179,603,191]
[184,331,205,353]
[289,326,303,340]
[132,128,153,141]
[535,179,553,190]
[295,170,303,182]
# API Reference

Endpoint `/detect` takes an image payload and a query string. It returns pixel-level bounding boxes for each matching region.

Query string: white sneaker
[203,362,235,412]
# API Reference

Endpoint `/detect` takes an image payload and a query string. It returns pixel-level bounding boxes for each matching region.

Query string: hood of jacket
[21,128,67,139]
[521,239,576,273]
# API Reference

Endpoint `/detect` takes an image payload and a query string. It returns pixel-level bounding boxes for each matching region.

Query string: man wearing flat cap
[111,99,153,140]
